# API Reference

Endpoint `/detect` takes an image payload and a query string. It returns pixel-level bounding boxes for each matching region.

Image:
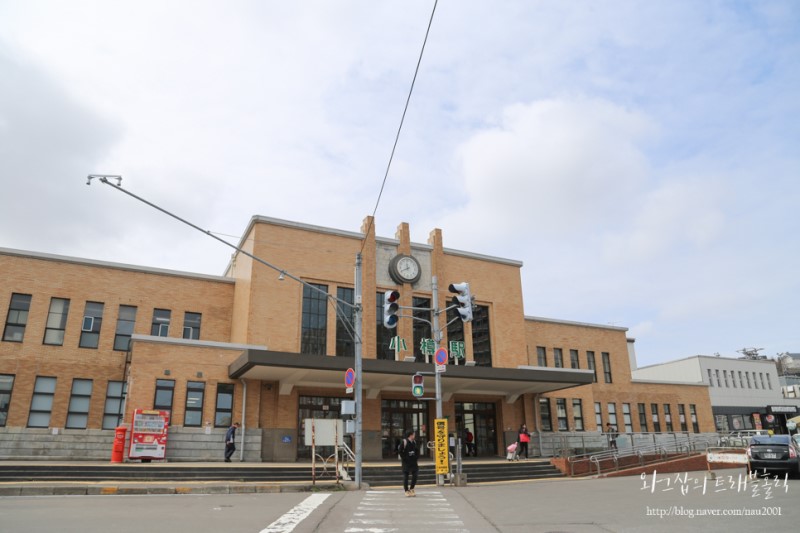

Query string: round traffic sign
[435,347,448,365]
[344,368,356,387]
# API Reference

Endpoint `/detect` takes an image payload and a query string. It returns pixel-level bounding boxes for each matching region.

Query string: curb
[0,481,357,497]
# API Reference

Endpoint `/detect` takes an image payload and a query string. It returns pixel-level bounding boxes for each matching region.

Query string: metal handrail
[569,437,713,477]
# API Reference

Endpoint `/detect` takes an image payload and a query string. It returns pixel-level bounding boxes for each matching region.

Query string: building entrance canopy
[229,350,594,402]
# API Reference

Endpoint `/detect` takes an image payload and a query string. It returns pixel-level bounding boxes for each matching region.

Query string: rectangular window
[745,372,751,388]
[79,301,104,348]
[539,397,552,431]
[752,372,758,389]
[638,403,648,432]
[607,402,617,427]
[594,402,602,427]
[214,383,234,427]
[766,373,772,390]
[738,371,744,388]
[301,283,327,355]
[471,305,492,367]
[587,351,597,382]
[715,370,721,387]
[412,296,431,363]
[554,348,563,368]
[678,404,688,432]
[622,403,633,433]
[184,381,205,427]
[572,399,584,431]
[3,293,32,342]
[102,381,127,430]
[28,376,56,428]
[689,404,699,433]
[536,346,546,367]
[151,308,171,337]
[113,305,137,351]
[731,371,737,388]
[376,292,394,360]
[153,379,175,421]
[183,311,202,340]
[43,297,70,346]
[759,373,766,389]
[651,403,661,432]
[66,379,93,429]
[707,368,714,386]
[0,374,15,427]
[569,349,579,369]
[723,370,729,387]
[335,288,355,357]
[664,404,673,432]
[556,398,568,431]
[601,352,612,383]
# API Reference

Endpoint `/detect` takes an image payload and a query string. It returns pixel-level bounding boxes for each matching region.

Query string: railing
[337,442,356,481]
[533,431,718,459]
[566,433,715,476]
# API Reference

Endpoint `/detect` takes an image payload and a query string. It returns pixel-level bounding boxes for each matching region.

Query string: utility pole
[354,253,364,489]
[431,275,444,486]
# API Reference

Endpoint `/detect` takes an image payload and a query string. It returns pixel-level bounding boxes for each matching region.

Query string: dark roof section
[229,349,594,399]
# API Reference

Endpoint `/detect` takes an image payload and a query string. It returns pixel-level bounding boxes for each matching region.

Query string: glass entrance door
[381,399,429,458]
[456,402,498,457]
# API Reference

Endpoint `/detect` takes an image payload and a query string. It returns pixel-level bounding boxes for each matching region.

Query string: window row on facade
[536,346,613,383]
[0,374,234,429]
[2,293,202,349]
[538,397,701,434]
[302,285,493,366]
[706,368,772,390]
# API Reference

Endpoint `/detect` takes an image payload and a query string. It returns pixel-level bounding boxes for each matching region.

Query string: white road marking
[259,493,331,533]
[345,490,469,533]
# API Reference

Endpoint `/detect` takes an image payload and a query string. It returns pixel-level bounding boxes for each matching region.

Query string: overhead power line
[360,0,438,254]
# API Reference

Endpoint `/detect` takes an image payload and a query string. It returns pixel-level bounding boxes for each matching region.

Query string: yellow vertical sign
[434,418,449,475]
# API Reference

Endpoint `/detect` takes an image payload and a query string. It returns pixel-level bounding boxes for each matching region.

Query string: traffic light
[448,282,473,322]
[383,289,401,328]
[411,373,424,397]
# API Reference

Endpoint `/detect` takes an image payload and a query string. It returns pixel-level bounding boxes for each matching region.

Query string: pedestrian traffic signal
[383,289,401,328]
[411,373,424,397]
[448,282,473,322]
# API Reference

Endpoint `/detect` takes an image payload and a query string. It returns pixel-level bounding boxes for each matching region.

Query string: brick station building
[0,215,715,461]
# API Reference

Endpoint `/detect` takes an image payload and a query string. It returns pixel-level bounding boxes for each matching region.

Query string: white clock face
[397,257,419,280]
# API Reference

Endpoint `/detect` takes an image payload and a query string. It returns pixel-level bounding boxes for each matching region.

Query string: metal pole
[354,253,363,489]
[432,275,443,486]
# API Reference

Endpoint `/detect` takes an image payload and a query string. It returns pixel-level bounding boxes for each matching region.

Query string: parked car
[718,429,769,447]
[747,434,800,477]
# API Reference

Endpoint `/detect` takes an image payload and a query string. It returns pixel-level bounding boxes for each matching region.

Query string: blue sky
[1,1,798,367]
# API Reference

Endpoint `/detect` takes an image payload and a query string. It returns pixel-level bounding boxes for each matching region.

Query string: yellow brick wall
[0,252,234,429]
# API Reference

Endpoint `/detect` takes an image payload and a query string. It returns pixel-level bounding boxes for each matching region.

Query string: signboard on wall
[129,409,169,460]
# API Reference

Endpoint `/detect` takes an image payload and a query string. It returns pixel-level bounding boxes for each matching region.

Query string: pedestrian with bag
[224,421,239,462]
[397,429,419,497]
[517,424,530,459]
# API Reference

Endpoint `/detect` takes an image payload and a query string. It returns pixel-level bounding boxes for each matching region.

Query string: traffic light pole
[354,253,364,490]
[431,275,444,487]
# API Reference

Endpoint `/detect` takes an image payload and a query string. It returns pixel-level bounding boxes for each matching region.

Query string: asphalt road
[1,473,797,532]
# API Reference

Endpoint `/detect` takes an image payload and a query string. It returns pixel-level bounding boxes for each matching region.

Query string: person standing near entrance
[398,429,419,497]
[224,421,239,462]
[606,423,618,450]
[517,424,530,459]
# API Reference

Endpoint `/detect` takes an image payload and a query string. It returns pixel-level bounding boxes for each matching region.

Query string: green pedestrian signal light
[411,373,424,397]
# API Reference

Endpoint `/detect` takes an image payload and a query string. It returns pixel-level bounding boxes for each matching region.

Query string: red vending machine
[129,409,169,461]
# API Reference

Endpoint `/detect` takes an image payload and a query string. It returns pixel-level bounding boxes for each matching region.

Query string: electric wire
[360,0,438,255]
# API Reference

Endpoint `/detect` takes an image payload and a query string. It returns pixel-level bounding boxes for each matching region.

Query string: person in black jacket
[224,421,239,462]
[398,429,419,497]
